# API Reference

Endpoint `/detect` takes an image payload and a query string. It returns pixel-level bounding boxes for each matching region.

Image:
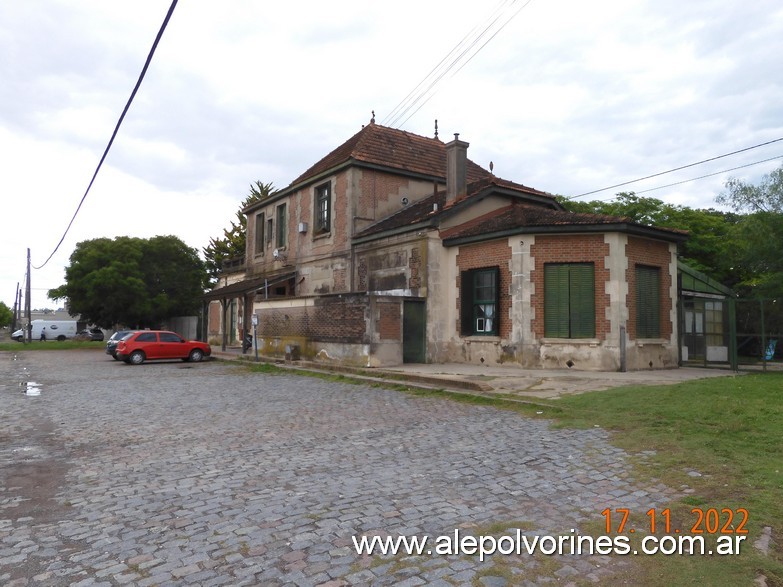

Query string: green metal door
[403,301,426,363]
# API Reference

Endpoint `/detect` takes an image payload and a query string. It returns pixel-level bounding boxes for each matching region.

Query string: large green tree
[48,235,207,328]
[0,301,12,328]
[203,181,274,285]
[716,164,783,298]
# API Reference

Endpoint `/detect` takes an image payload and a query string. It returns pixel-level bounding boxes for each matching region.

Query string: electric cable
[33,0,179,270]
[578,155,783,203]
[395,0,535,129]
[384,0,532,129]
[386,1,514,127]
[633,155,783,195]
[383,0,514,126]
[567,136,783,200]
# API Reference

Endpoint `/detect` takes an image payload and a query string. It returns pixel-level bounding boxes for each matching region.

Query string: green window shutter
[545,263,595,338]
[491,266,500,335]
[636,265,660,338]
[569,264,595,338]
[460,270,474,336]
[545,264,570,337]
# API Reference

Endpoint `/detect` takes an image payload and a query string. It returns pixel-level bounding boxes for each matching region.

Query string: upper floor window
[636,265,661,338]
[315,182,331,234]
[276,203,287,248]
[254,212,265,255]
[544,263,595,338]
[460,267,500,336]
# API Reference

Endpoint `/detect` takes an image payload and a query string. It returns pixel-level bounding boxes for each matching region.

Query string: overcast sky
[2,0,781,311]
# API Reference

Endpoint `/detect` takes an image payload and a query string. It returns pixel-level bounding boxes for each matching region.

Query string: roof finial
[489,161,494,175]
[370,110,375,124]
[434,119,439,139]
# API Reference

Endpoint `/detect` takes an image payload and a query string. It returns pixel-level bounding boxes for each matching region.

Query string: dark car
[106,330,136,360]
[76,328,104,342]
[115,330,212,365]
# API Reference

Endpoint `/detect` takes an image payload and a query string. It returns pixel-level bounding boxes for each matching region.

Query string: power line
[33,0,179,271]
[386,1,514,126]
[382,1,513,127]
[383,0,533,129]
[396,0,535,129]
[582,154,783,204]
[567,136,783,200]
[633,155,783,195]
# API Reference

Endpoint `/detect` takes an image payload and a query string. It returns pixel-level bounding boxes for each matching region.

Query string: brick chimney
[445,133,469,204]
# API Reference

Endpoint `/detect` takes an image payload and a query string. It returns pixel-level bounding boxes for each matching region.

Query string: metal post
[728,297,737,371]
[760,299,767,372]
[11,282,19,333]
[25,248,32,344]
[619,324,627,372]
[251,312,259,362]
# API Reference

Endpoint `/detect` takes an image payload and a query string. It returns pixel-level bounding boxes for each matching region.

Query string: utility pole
[25,248,32,344]
[11,282,19,332]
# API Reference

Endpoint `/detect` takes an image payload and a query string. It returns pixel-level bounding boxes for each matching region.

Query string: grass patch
[0,340,105,352]
[551,372,783,585]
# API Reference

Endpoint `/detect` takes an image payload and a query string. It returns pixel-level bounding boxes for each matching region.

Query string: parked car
[75,328,104,341]
[106,330,136,360]
[115,330,212,365]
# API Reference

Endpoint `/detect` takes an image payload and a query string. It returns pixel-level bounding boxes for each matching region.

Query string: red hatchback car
[115,330,212,365]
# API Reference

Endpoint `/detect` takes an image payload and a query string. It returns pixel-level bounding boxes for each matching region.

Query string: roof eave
[353,219,436,245]
[477,184,563,210]
[442,222,688,247]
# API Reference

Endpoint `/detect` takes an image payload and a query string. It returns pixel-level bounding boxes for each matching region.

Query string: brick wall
[207,301,221,337]
[625,236,673,339]
[530,234,611,339]
[261,295,369,343]
[377,301,401,340]
[358,170,410,218]
[455,240,512,338]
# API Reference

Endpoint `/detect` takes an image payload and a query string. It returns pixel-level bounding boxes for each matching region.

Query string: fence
[680,297,782,370]
[734,298,782,371]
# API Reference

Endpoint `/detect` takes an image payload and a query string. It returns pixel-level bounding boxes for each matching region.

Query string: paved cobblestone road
[1,350,675,586]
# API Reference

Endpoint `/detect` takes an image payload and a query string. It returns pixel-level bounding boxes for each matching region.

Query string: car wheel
[129,350,145,365]
[188,349,204,362]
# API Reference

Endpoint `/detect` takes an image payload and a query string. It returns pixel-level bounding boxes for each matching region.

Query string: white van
[12,320,78,342]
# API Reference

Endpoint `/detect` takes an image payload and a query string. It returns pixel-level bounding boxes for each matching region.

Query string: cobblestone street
[1,350,675,585]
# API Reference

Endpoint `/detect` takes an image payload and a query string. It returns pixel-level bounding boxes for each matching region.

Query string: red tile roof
[289,122,491,187]
[439,202,688,241]
[356,177,560,238]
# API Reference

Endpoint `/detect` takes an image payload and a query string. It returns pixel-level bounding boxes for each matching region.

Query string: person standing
[40,327,46,342]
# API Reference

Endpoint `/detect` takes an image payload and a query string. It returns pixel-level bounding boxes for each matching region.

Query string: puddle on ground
[20,381,42,396]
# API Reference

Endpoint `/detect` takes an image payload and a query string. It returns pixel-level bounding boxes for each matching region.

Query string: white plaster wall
[604,233,629,349]
[426,240,459,361]
[510,236,534,344]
